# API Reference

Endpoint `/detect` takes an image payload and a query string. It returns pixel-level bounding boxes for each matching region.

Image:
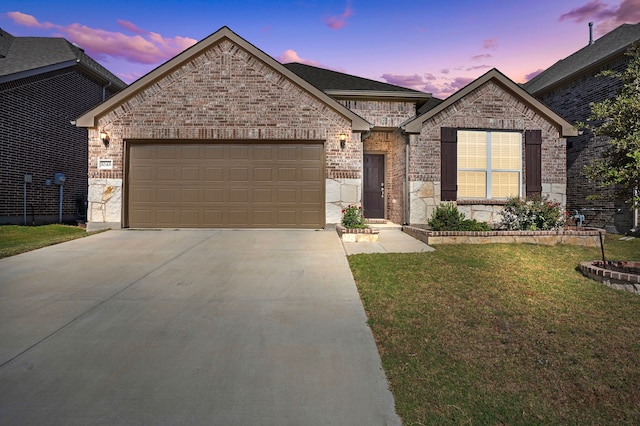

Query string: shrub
[428,203,491,231]
[341,205,367,229]
[499,195,566,230]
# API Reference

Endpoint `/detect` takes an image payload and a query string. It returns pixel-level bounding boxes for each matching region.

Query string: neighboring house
[524,22,640,233]
[77,26,576,231]
[0,28,126,225]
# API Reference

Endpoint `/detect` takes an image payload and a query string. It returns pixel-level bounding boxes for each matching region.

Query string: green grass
[0,224,98,258]
[349,235,640,425]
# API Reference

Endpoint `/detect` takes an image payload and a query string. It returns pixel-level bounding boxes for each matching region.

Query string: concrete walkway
[0,229,401,425]
[341,223,435,255]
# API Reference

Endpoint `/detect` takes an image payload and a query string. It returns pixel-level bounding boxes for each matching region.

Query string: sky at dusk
[2,0,639,99]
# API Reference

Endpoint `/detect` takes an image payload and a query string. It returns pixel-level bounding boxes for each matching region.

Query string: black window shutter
[441,127,457,201]
[525,130,542,197]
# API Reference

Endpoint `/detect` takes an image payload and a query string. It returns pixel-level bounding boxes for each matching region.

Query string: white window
[457,130,521,199]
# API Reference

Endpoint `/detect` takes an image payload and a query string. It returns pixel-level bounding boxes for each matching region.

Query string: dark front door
[363,154,385,219]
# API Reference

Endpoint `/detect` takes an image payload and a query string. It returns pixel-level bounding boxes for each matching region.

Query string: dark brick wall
[0,67,116,225]
[534,56,633,233]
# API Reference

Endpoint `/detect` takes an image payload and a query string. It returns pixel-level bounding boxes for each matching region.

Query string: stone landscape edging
[402,226,605,247]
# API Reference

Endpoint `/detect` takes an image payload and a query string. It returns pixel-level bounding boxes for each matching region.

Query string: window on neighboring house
[457,130,521,199]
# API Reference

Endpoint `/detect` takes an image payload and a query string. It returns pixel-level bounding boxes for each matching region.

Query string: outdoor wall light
[99,129,110,147]
[339,133,347,149]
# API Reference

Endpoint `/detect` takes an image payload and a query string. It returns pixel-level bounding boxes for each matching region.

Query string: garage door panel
[181,167,200,181]
[253,188,274,203]
[156,167,175,180]
[204,167,223,181]
[302,167,321,181]
[128,143,324,228]
[229,168,249,182]
[204,188,223,202]
[277,168,297,181]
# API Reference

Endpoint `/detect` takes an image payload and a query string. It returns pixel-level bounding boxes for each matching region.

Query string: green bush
[499,195,566,230]
[428,203,491,231]
[341,205,368,229]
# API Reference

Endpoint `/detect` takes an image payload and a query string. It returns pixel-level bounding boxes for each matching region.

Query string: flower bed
[403,226,605,247]
[579,260,640,295]
[336,224,379,242]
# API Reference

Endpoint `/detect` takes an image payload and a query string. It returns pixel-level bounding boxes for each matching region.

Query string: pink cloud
[524,69,544,81]
[482,38,498,50]
[466,65,491,71]
[472,53,492,61]
[6,11,54,29]
[6,11,197,65]
[323,1,354,30]
[277,49,323,67]
[559,0,640,35]
[379,73,476,99]
[380,73,429,90]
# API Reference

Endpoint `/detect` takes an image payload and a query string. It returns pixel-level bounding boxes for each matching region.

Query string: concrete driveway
[0,229,400,425]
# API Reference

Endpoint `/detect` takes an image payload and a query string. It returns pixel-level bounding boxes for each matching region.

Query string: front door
[363,154,385,219]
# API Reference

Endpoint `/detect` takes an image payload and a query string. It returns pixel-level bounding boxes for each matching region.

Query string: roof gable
[403,68,577,137]
[77,27,370,131]
[524,22,640,94]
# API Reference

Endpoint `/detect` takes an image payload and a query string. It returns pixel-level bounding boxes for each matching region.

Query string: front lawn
[349,235,640,425]
[0,225,96,259]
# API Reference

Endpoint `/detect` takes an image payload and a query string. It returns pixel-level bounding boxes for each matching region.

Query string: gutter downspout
[404,133,411,225]
[102,80,112,101]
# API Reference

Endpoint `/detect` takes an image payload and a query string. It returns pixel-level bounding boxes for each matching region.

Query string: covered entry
[126,142,325,228]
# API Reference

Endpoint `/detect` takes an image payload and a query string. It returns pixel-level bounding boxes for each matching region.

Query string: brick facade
[408,80,567,225]
[0,68,118,225]
[534,56,633,233]
[88,38,357,228]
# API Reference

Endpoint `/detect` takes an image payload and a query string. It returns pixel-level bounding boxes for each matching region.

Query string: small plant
[428,203,491,231]
[341,205,368,229]
[499,195,566,230]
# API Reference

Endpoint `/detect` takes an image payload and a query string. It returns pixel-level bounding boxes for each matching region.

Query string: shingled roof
[283,62,431,103]
[524,22,640,95]
[0,28,126,89]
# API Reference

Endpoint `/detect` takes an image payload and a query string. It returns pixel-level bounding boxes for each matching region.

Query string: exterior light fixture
[339,133,347,149]
[99,129,110,147]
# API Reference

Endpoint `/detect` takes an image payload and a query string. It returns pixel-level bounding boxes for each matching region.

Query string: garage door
[127,142,324,228]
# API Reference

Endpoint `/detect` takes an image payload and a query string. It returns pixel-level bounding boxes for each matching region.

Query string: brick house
[524,22,640,233]
[77,26,576,230]
[0,29,126,225]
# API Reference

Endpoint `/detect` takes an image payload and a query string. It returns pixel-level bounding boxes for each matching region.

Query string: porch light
[339,133,347,149]
[99,129,110,147]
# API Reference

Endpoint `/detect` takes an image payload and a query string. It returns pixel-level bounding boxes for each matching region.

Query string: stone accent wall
[87,178,122,230]
[337,100,415,128]
[363,131,406,224]
[404,225,604,247]
[326,178,362,224]
[534,56,633,233]
[409,80,567,225]
[0,68,117,225]
[88,38,362,228]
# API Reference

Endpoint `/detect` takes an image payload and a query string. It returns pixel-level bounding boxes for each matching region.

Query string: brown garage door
[127,142,324,228]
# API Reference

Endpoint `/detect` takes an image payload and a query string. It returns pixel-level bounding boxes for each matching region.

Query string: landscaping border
[402,226,605,247]
[336,224,380,242]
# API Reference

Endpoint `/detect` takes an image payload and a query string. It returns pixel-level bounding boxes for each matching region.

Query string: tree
[581,43,640,210]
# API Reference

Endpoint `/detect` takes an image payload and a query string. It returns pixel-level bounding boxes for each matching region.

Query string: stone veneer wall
[533,56,633,233]
[87,38,363,229]
[408,80,567,226]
